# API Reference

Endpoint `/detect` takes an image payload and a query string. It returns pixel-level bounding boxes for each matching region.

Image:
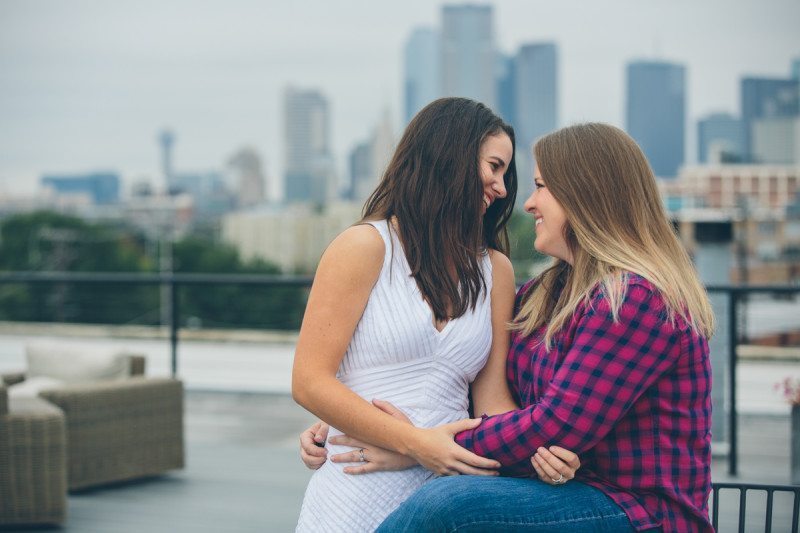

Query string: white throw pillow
[26,343,132,383]
[8,376,65,399]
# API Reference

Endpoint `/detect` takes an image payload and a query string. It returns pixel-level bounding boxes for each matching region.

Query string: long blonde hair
[513,123,714,346]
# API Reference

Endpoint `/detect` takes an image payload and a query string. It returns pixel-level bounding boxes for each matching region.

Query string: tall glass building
[697,113,744,163]
[441,4,496,110]
[403,27,440,125]
[740,77,799,162]
[626,61,686,178]
[283,87,333,205]
[513,43,557,200]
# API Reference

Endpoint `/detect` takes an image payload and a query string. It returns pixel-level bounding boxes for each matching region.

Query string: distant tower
[626,61,686,178]
[697,113,744,163]
[283,87,334,205]
[227,147,266,207]
[740,77,799,162]
[404,27,440,124]
[441,4,496,109]
[159,130,175,189]
[514,43,558,201]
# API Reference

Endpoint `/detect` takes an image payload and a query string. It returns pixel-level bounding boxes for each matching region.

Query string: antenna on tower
[158,129,175,191]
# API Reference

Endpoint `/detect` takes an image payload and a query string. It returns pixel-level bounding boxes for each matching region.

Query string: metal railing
[0,272,797,479]
[711,482,800,532]
[0,271,313,376]
[706,284,800,477]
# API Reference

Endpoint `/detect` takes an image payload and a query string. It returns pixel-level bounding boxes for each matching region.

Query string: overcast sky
[1,0,798,198]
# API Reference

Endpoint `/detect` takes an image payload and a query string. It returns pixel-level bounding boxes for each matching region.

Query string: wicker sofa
[0,383,68,526]
[3,354,184,492]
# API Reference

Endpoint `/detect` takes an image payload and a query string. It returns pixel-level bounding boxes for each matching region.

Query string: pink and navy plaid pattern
[456,274,713,532]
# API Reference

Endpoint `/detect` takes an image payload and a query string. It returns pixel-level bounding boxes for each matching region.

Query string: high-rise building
[227,148,266,207]
[346,108,397,203]
[514,43,558,198]
[741,77,800,162]
[752,117,800,164]
[697,113,744,163]
[283,87,334,205]
[441,4,496,109]
[404,27,440,124]
[495,53,516,125]
[626,61,686,178]
[348,142,373,202]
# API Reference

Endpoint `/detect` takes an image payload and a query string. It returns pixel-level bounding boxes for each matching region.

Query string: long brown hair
[362,97,517,321]
[514,123,714,345]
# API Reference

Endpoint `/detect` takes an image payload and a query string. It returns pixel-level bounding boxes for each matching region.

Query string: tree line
[0,211,307,330]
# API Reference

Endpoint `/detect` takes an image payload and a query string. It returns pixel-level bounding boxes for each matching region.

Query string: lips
[535,217,543,226]
[483,194,492,209]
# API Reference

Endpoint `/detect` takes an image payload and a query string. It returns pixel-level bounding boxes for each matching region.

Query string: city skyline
[1,0,799,199]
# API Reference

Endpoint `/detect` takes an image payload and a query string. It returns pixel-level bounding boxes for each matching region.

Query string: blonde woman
[375,123,715,532]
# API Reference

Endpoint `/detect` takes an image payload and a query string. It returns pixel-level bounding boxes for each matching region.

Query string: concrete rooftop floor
[1,391,797,533]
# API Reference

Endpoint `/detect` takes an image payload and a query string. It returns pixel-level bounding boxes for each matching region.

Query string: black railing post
[169,276,178,377]
[729,290,738,476]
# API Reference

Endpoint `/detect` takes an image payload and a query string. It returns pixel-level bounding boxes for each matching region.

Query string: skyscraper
[283,87,334,205]
[514,43,558,196]
[227,147,266,207]
[697,113,744,163]
[740,77,799,162]
[441,4,496,109]
[626,61,686,178]
[495,53,516,125]
[404,27,440,124]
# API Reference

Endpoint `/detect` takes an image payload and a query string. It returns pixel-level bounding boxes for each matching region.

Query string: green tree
[0,211,157,323]
[0,211,306,329]
[172,238,306,330]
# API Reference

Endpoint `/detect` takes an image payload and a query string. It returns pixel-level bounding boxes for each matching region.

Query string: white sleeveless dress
[296,220,494,532]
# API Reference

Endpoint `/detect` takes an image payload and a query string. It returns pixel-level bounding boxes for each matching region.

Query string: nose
[492,179,507,199]
[523,188,536,214]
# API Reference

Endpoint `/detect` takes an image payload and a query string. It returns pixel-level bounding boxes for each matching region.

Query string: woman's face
[524,165,573,264]
[478,132,512,215]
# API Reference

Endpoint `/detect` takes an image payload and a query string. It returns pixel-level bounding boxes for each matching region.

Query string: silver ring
[551,473,565,484]
[358,448,366,462]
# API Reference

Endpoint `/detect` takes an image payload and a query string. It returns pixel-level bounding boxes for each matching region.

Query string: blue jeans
[376,476,635,532]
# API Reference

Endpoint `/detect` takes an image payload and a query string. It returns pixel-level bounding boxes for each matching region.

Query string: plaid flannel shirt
[456,274,713,532]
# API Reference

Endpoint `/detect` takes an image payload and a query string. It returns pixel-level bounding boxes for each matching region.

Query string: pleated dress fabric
[296,220,494,533]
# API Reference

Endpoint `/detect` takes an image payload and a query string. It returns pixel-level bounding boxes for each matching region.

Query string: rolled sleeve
[456,284,682,474]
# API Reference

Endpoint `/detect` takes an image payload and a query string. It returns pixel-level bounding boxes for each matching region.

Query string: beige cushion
[26,343,132,383]
[8,376,65,399]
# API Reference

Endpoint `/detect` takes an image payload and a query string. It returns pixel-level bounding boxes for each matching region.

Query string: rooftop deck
[2,390,796,533]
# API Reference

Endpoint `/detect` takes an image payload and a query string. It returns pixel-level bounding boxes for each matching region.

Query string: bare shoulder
[317,223,385,278]
[488,249,515,286]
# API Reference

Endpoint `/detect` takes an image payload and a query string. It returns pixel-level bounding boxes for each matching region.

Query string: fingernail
[537,447,546,453]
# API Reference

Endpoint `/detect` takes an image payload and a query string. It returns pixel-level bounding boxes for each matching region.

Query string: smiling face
[524,164,573,264]
[478,132,513,215]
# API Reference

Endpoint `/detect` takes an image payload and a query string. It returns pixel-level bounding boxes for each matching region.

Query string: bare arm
[291,224,499,475]
[470,250,518,416]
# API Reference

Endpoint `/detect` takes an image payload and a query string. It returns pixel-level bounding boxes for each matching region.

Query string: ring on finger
[358,448,366,462]
[551,473,566,484]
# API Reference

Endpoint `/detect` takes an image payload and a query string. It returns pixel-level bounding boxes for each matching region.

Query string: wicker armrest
[0,396,67,525]
[39,377,184,491]
[1,371,26,387]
